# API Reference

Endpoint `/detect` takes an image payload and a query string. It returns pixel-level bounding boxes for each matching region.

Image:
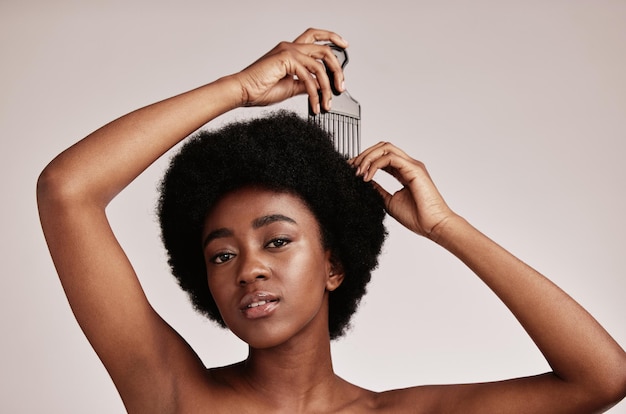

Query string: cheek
[284,249,329,292]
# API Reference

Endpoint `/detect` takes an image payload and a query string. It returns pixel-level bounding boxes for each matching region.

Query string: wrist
[428,213,468,246]
[211,74,247,110]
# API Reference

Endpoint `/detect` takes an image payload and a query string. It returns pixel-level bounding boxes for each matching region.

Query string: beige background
[2,0,625,412]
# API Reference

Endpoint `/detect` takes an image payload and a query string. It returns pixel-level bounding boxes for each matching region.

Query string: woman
[37,28,626,413]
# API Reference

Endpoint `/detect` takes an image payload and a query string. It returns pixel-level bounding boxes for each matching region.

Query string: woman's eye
[266,238,290,248]
[211,252,235,264]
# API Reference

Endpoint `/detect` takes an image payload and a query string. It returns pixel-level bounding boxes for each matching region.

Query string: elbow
[37,151,107,209]
[37,161,88,211]
[608,355,626,407]
[36,163,70,207]
[588,353,626,411]
[37,164,59,206]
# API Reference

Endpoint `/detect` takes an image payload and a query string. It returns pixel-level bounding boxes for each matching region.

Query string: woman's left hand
[351,142,457,240]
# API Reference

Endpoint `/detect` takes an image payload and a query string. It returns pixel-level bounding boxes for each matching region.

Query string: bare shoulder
[367,383,494,413]
[366,385,445,413]
[331,381,444,413]
[366,372,610,414]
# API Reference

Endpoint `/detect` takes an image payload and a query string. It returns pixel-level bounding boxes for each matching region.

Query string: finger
[294,28,349,48]
[366,155,418,186]
[306,51,334,111]
[277,75,308,100]
[273,43,340,112]
[261,46,323,110]
[292,62,323,113]
[351,141,388,169]
[293,44,345,110]
[361,153,406,183]
[319,44,346,95]
[370,180,393,210]
[359,146,422,185]
[353,142,412,177]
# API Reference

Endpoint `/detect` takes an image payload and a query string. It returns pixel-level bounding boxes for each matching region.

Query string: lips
[239,291,280,319]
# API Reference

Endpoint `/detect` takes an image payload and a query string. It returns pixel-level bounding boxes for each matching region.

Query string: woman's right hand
[234,28,348,113]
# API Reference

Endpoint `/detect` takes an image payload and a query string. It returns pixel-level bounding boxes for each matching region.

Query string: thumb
[370,180,392,210]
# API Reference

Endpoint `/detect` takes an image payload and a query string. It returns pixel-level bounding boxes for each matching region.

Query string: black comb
[308,44,361,158]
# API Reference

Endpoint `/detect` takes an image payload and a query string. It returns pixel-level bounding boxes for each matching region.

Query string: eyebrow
[252,214,297,229]
[202,228,234,248]
[203,214,297,248]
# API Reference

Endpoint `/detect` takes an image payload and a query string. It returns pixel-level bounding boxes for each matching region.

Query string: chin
[239,331,294,350]
[230,319,319,350]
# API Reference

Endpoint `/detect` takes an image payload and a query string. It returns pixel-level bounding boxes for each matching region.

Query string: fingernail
[341,81,345,91]
[328,99,332,110]
[316,103,321,114]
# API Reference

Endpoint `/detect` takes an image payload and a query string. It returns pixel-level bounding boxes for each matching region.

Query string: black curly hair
[158,110,386,339]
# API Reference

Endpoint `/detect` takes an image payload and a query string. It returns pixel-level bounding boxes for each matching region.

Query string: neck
[236,325,349,411]
[247,330,335,387]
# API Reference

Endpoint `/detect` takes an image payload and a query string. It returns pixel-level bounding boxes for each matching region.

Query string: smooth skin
[202,188,345,351]
[37,28,626,413]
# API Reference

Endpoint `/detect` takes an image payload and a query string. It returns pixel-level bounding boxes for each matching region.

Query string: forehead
[202,187,320,233]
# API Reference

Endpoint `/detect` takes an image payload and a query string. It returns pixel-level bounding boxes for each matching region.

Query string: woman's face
[202,187,343,349]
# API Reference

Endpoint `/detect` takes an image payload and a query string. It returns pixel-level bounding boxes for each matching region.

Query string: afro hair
[158,110,386,339]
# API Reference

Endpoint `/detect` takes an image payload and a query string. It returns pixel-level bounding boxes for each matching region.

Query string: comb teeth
[309,91,361,159]
[307,44,361,159]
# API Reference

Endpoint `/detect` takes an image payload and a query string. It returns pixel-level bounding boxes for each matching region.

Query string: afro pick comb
[308,44,361,159]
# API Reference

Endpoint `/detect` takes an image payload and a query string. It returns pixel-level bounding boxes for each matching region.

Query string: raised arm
[36,28,348,413]
[351,142,626,413]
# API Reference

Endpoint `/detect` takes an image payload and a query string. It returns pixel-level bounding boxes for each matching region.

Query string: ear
[324,251,345,292]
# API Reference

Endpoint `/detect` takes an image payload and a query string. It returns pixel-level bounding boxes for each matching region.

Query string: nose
[236,250,270,286]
